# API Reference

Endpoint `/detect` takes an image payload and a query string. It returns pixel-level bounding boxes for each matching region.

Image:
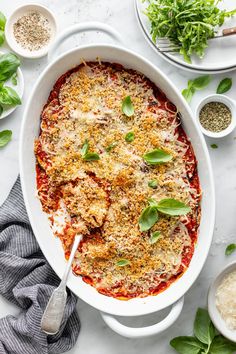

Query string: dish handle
[100,297,184,338]
[48,22,124,62]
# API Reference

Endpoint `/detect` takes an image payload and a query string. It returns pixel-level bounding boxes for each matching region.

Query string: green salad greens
[144,0,236,63]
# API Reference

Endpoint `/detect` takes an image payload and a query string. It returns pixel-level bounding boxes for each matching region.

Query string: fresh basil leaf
[122,96,134,117]
[156,198,191,216]
[170,336,205,354]
[192,75,211,90]
[0,53,20,82]
[83,152,100,161]
[211,144,218,149]
[0,12,6,30]
[81,139,89,156]
[105,142,118,152]
[148,179,158,189]
[0,105,3,117]
[194,308,215,345]
[116,259,130,267]
[0,86,21,106]
[225,243,236,256]
[139,206,158,232]
[148,198,158,207]
[209,335,236,354]
[182,87,195,103]
[0,30,4,47]
[150,231,161,244]
[217,78,232,94]
[125,131,134,142]
[143,148,172,165]
[11,73,17,86]
[0,130,12,147]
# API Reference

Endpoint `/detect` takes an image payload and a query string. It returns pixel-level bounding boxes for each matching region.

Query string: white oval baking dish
[19,22,215,338]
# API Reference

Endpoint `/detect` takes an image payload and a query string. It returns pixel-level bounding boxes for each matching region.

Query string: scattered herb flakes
[105,141,118,152]
[125,131,134,142]
[217,78,232,94]
[225,244,236,256]
[199,102,231,133]
[150,231,161,244]
[211,144,218,149]
[148,179,158,189]
[83,152,100,161]
[116,259,130,267]
[122,96,134,117]
[0,130,12,147]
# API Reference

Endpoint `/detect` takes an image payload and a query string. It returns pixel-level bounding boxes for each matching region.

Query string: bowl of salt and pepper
[5,4,57,59]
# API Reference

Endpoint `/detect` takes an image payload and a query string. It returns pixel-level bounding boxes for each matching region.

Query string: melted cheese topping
[35,62,201,299]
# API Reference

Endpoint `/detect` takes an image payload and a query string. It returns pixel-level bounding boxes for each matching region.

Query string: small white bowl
[0,51,24,119]
[208,261,236,343]
[196,94,236,138]
[5,4,57,59]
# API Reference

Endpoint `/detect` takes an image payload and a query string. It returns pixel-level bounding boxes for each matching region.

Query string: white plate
[135,0,236,73]
[0,52,24,119]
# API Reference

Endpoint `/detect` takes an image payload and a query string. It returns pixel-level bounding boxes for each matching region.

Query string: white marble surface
[1,0,236,353]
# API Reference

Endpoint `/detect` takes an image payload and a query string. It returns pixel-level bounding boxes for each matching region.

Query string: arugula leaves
[0,130,12,147]
[182,76,211,103]
[145,0,236,63]
[170,308,236,354]
[217,78,232,94]
[139,198,190,232]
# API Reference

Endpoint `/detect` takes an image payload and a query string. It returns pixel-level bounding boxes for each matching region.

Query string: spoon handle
[41,234,82,335]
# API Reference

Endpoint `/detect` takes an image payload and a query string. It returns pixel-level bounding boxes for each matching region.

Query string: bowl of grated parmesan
[208,261,236,342]
[5,4,57,59]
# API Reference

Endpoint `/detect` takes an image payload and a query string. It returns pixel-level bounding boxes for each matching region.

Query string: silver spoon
[41,234,82,335]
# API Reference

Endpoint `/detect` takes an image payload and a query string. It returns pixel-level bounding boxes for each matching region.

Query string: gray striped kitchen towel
[0,178,80,354]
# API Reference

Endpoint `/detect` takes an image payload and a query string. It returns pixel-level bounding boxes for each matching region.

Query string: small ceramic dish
[208,261,236,343]
[196,94,236,138]
[5,4,57,59]
[0,51,24,119]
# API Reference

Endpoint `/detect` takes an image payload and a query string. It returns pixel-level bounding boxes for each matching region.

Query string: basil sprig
[170,308,236,354]
[217,78,232,94]
[225,243,236,256]
[0,53,20,82]
[148,179,158,189]
[0,130,12,147]
[139,198,190,232]
[182,75,211,103]
[0,86,21,106]
[122,96,134,117]
[150,231,161,244]
[143,148,172,165]
[80,139,100,161]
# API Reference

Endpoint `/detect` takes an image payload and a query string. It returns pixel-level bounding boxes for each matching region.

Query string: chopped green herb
[116,259,130,267]
[105,142,118,152]
[143,148,172,165]
[144,0,236,63]
[80,139,89,156]
[225,243,236,256]
[83,152,100,161]
[150,231,161,244]
[217,78,232,94]
[0,130,12,147]
[125,131,134,142]
[148,179,158,189]
[122,96,134,117]
[211,144,218,149]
